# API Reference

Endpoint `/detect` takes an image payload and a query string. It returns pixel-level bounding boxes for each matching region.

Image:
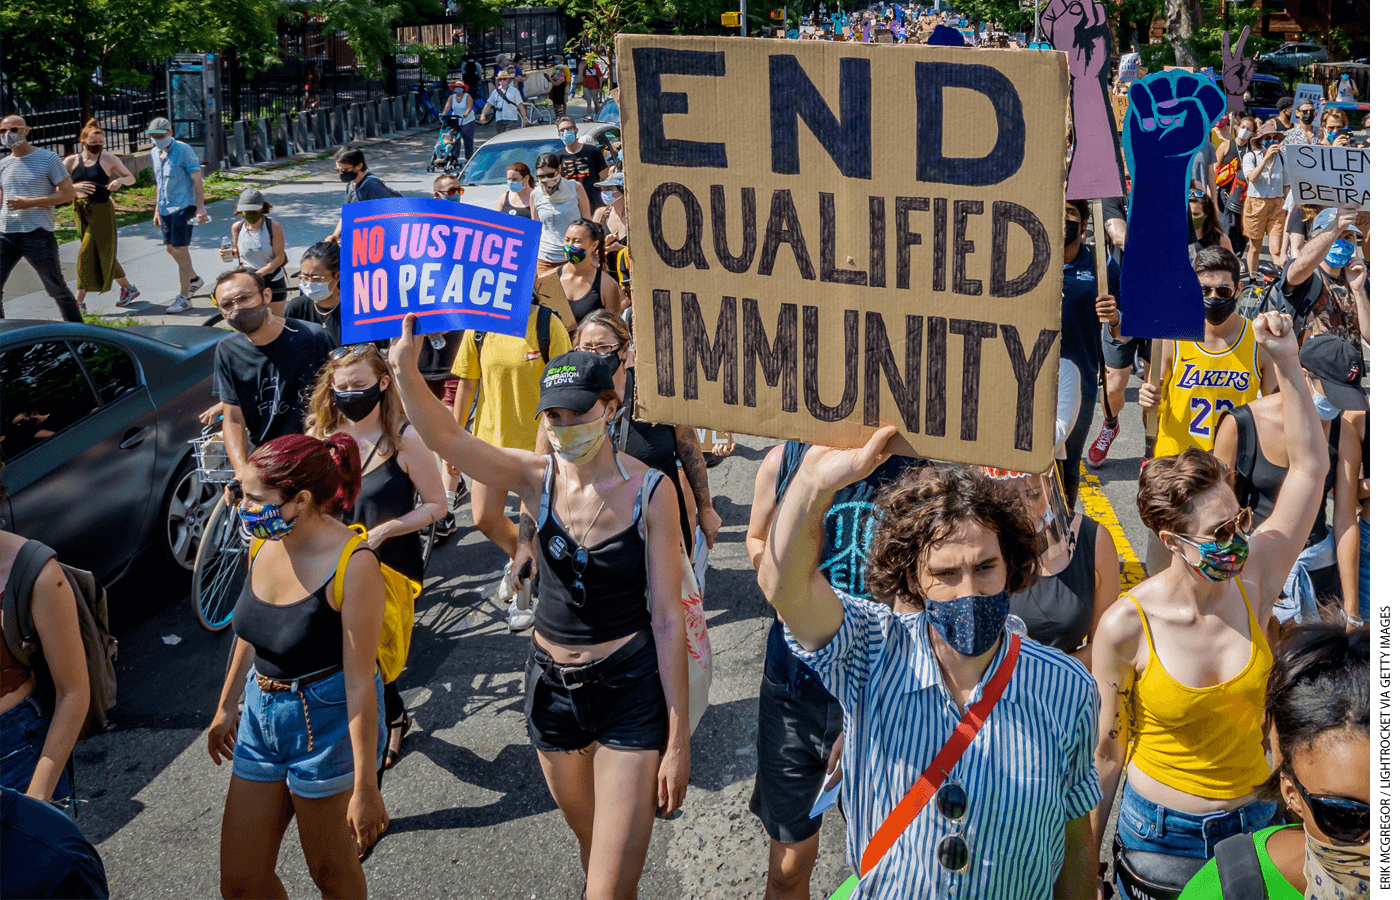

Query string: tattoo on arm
[675,433,713,509]
[519,512,537,545]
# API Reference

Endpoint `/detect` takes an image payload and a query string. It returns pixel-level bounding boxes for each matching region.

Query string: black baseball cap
[536,351,615,415]
[1299,335,1367,410]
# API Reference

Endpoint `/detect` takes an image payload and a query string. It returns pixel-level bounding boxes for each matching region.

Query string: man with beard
[211,267,335,499]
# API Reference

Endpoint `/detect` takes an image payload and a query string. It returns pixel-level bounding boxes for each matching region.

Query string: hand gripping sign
[1120,70,1226,341]
[618,36,1069,472]
[339,198,543,344]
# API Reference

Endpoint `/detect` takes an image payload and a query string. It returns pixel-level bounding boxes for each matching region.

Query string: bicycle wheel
[191,495,248,632]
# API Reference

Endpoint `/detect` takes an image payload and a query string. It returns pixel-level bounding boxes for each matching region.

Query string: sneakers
[507,591,535,632]
[188,275,205,296]
[168,295,193,314]
[116,285,140,306]
[433,511,457,544]
[1086,421,1120,466]
[495,561,515,603]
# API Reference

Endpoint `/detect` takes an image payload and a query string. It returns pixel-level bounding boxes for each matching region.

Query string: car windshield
[461,139,565,186]
[597,98,619,125]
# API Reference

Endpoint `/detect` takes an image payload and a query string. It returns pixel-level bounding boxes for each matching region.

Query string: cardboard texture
[1041,0,1127,199]
[339,198,541,344]
[1120,70,1225,341]
[532,269,580,332]
[617,35,1069,471]
[1284,144,1369,210]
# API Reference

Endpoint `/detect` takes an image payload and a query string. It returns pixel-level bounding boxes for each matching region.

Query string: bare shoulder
[1096,594,1147,659]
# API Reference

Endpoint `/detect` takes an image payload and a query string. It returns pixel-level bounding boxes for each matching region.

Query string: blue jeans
[0,694,76,813]
[0,229,82,321]
[1360,516,1370,621]
[1117,778,1278,860]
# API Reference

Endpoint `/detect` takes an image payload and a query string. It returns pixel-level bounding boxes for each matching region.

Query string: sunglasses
[934,778,970,873]
[438,187,463,197]
[1289,771,1369,845]
[1177,506,1253,546]
[1201,284,1236,299]
[329,342,382,361]
[1188,188,1208,200]
[566,546,589,606]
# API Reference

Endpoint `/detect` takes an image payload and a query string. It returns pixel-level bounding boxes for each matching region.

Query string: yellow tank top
[1155,324,1262,457]
[1126,581,1273,799]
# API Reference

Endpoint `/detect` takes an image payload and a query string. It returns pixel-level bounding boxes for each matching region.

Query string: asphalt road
[24,119,1158,898]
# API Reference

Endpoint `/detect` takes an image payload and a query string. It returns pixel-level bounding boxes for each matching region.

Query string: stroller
[410,84,468,176]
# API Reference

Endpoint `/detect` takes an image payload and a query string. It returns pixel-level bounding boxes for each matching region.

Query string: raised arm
[1287,208,1357,287]
[386,314,541,501]
[1333,418,1362,622]
[1243,312,1328,605]
[758,428,896,650]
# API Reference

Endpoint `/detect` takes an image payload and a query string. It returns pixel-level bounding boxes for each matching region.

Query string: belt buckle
[558,666,586,691]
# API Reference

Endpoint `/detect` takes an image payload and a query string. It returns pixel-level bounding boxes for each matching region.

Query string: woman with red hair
[205,433,389,899]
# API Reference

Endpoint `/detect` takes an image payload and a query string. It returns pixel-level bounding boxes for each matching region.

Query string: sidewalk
[2,124,456,324]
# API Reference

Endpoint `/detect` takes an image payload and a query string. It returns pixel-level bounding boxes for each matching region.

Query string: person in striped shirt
[759,440,1101,899]
[0,115,81,321]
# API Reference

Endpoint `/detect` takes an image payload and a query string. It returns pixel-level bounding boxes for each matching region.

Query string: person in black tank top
[998,468,1119,668]
[208,433,390,898]
[63,121,138,308]
[558,220,621,333]
[385,333,692,900]
[304,344,447,773]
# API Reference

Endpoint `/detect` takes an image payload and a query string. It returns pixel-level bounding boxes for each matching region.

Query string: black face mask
[339,170,358,183]
[1064,219,1081,247]
[600,350,622,374]
[227,304,269,334]
[1298,110,1315,124]
[333,384,383,423]
[1204,296,1237,325]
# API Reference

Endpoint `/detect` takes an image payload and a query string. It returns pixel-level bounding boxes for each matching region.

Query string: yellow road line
[1079,464,1147,592]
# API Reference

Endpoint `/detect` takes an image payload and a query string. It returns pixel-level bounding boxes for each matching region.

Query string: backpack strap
[330,526,369,611]
[1214,831,1266,900]
[1228,406,1259,511]
[535,304,555,364]
[3,540,57,669]
[634,468,667,542]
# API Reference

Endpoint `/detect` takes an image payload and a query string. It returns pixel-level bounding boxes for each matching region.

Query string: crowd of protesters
[0,15,1374,900]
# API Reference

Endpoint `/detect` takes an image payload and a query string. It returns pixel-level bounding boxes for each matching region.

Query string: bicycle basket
[190,431,235,484]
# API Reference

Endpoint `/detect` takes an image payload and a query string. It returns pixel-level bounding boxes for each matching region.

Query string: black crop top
[1008,515,1099,655]
[532,456,661,645]
[232,544,374,679]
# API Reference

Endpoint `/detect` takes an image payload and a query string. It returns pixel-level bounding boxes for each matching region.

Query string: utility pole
[741,0,748,36]
[1032,0,1042,44]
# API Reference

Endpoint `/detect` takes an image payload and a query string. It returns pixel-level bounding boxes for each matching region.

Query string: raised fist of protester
[1221,27,1256,113]
[1125,72,1227,164]
[797,426,899,497]
[1252,310,1298,362]
[1041,0,1111,81]
[387,312,426,376]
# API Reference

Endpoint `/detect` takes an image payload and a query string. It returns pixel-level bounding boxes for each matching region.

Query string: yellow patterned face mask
[545,416,608,465]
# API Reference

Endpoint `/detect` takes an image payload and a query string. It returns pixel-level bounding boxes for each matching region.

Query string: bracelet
[1343,611,1364,627]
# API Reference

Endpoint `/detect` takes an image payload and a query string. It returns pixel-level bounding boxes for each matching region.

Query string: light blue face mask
[508,180,525,193]
[559,129,577,146]
[1313,390,1341,420]
[1325,239,1355,268]
[600,190,619,205]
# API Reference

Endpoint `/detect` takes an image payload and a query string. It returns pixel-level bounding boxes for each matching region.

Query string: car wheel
[164,454,220,571]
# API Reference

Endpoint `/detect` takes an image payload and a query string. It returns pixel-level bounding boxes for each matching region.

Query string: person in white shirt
[481,76,528,136]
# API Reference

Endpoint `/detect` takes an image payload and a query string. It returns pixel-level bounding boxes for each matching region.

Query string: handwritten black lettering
[819,192,867,285]
[989,200,1051,298]
[802,305,858,422]
[758,189,817,279]
[710,185,758,274]
[632,48,728,168]
[864,312,923,430]
[1000,324,1057,451]
[953,199,984,296]
[949,318,998,440]
[769,55,872,179]
[649,183,710,270]
[681,292,737,404]
[743,298,798,411]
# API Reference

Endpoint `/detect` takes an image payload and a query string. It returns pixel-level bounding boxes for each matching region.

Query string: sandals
[381,714,412,772]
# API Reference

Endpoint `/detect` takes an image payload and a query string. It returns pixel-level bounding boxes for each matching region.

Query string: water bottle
[429,334,446,350]
[220,236,233,261]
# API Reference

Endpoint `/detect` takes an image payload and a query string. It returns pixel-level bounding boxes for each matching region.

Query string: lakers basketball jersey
[1155,324,1263,457]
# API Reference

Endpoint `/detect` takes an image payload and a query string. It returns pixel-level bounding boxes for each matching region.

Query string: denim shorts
[232,669,386,799]
[0,693,75,813]
[159,205,196,247]
[1360,517,1370,621]
[1117,777,1279,860]
[524,631,669,754]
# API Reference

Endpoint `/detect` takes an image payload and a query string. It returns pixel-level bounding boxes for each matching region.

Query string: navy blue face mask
[924,590,1011,657]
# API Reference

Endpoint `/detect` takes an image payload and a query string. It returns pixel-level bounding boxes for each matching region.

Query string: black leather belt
[255,663,343,693]
[533,631,652,691]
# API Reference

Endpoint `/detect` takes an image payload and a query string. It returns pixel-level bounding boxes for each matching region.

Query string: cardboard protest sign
[1120,70,1226,340]
[1285,144,1369,210]
[1292,83,1324,124]
[617,36,1069,471]
[339,198,542,344]
[1042,0,1127,199]
[694,429,734,453]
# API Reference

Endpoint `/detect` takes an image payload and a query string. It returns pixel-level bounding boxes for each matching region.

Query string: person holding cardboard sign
[1273,207,1368,355]
[759,442,1100,900]
[386,322,692,900]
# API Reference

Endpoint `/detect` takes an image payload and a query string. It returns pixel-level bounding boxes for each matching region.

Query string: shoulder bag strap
[1215,831,1267,900]
[536,305,554,363]
[857,634,1022,878]
[331,527,368,611]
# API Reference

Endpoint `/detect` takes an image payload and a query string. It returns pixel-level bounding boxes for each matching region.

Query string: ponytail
[323,431,362,516]
[248,433,362,515]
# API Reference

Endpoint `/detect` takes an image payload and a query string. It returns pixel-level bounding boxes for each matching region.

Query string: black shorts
[524,630,668,753]
[1103,334,1150,371]
[748,663,844,844]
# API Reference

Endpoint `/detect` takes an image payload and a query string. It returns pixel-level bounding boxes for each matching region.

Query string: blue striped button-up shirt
[786,591,1102,900]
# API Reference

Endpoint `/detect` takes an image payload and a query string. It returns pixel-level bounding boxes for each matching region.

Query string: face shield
[980,465,1073,564]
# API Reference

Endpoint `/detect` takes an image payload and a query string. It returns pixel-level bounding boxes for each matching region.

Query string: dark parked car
[0,320,223,586]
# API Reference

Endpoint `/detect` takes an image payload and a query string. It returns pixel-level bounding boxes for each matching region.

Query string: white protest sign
[1291,83,1324,124]
[1284,144,1369,210]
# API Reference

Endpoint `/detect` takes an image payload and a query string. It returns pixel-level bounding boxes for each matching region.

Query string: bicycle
[527,100,555,126]
[189,423,248,632]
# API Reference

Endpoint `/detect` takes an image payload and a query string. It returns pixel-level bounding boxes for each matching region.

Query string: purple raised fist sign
[1041,0,1126,199]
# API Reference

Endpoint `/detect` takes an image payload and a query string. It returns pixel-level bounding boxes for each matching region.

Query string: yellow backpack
[251,525,420,682]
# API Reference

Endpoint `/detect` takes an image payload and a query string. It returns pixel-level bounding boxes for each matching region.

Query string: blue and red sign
[339,198,542,344]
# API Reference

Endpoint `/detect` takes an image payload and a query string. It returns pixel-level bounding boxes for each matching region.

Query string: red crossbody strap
[857,633,1021,878]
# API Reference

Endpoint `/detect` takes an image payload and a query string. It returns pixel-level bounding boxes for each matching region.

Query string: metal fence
[7,63,168,157]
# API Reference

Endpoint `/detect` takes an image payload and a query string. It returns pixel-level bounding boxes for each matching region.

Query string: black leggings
[384,679,405,725]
